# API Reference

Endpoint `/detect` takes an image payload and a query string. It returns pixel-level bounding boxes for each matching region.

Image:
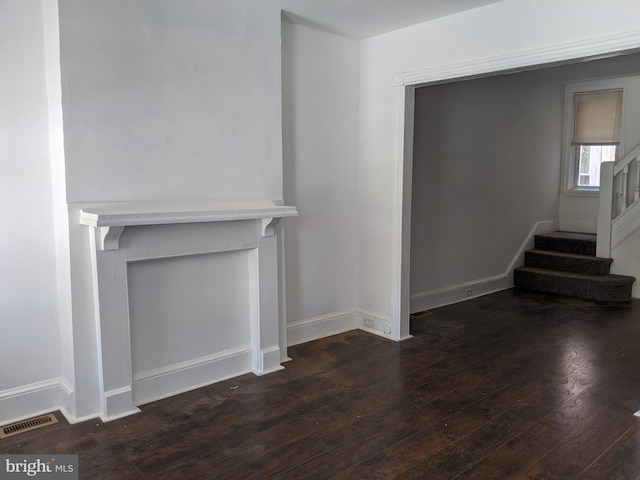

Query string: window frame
[561,78,628,194]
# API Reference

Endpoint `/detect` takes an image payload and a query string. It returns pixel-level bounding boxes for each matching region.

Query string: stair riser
[525,252,611,276]
[534,236,596,256]
[514,270,633,302]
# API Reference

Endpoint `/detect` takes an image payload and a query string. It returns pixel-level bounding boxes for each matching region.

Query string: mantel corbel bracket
[261,217,280,237]
[99,226,125,251]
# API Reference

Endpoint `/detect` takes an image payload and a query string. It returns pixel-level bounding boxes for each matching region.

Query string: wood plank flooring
[3,289,640,479]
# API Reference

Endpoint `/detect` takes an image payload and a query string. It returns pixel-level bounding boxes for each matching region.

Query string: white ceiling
[279,0,503,39]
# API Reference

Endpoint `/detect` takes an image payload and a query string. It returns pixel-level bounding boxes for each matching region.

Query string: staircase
[514,231,635,302]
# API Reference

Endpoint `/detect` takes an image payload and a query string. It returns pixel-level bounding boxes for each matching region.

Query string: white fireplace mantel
[79,200,297,422]
[80,200,298,250]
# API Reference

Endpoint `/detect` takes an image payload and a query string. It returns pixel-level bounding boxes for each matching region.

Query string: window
[562,81,626,192]
[572,90,622,188]
[576,145,617,187]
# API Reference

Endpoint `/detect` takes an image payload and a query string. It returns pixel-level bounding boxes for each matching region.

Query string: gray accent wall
[411,75,564,296]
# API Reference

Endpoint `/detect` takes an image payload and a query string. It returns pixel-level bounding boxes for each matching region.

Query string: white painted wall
[59,0,283,204]
[0,0,61,419]
[411,76,562,299]
[358,0,640,327]
[281,22,360,343]
[56,0,287,420]
[559,195,600,234]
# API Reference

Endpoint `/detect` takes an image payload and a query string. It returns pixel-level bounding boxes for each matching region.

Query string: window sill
[561,188,600,197]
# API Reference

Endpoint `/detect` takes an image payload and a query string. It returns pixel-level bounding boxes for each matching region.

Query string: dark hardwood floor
[3,289,640,479]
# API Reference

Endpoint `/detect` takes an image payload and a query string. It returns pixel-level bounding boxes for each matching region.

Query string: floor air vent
[0,414,58,439]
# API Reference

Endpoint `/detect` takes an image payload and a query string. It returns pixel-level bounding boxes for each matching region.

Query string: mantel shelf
[79,201,298,228]
[79,201,298,250]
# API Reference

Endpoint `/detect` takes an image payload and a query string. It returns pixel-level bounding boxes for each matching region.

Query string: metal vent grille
[0,414,58,439]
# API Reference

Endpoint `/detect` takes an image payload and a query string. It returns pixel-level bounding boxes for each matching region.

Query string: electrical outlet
[465,289,473,297]
[364,318,375,328]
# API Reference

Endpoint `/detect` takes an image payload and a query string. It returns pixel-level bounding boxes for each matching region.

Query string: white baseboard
[410,220,558,313]
[287,308,402,345]
[102,386,141,422]
[0,378,64,427]
[287,310,360,346]
[57,378,104,425]
[252,346,285,376]
[132,346,252,406]
[58,378,78,424]
[59,408,97,426]
[287,308,403,345]
[358,309,392,337]
[411,275,511,313]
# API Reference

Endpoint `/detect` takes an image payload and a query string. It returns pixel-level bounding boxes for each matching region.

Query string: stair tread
[515,266,635,284]
[534,231,597,256]
[535,231,597,242]
[525,249,612,276]
[527,249,610,261]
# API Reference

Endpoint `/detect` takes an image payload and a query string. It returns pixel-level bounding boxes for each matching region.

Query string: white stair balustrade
[598,143,640,257]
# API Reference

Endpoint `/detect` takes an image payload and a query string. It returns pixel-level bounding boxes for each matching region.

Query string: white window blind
[572,90,622,145]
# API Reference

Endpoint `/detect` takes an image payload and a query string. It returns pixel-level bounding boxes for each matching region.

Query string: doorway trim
[391,29,640,339]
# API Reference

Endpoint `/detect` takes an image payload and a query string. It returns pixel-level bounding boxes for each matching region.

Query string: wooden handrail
[614,143,640,176]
